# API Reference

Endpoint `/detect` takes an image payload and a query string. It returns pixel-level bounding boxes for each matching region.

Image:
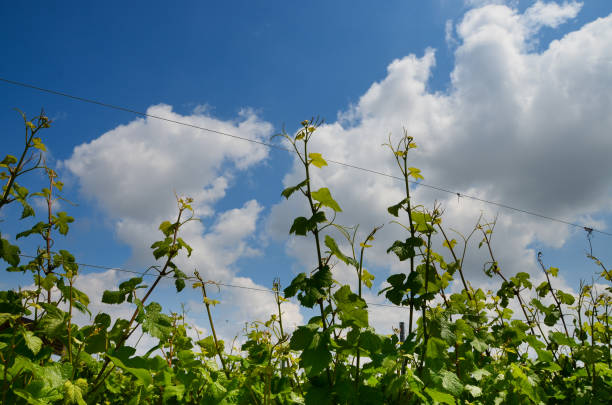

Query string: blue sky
[2,0,612,339]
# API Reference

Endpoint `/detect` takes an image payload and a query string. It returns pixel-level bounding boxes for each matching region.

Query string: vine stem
[419,231,433,375]
[194,272,230,379]
[355,226,379,390]
[301,126,333,389]
[89,205,186,396]
[0,113,42,208]
[480,225,554,356]
[67,277,73,365]
[537,253,571,340]
[437,224,473,303]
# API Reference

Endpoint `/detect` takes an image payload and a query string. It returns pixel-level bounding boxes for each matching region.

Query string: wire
[1,77,610,237]
[16,253,560,323]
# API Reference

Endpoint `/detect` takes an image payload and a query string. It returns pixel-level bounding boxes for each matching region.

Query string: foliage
[0,113,610,404]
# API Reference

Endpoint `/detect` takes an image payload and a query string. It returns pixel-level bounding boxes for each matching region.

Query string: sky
[1,0,612,344]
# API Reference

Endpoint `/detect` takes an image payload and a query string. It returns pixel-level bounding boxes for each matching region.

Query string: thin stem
[195,273,230,379]
[67,277,73,365]
[90,205,186,395]
[299,127,333,389]
[437,224,473,302]
[0,124,35,209]
[419,231,433,374]
[537,253,570,339]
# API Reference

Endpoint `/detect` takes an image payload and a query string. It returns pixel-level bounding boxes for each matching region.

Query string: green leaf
[94,313,111,329]
[290,324,317,351]
[158,220,176,237]
[203,297,220,306]
[359,330,382,353]
[362,269,375,289]
[85,332,108,354]
[440,370,463,396]
[386,237,422,261]
[56,250,78,274]
[290,212,327,236]
[465,384,482,398]
[32,137,46,152]
[127,386,142,405]
[305,386,333,405]
[0,237,20,266]
[141,302,172,339]
[387,198,408,217]
[425,387,455,405]
[535,348,554,363]
[63,380,87,405]
[119,277,143,292]
[408,167,424,180]
[284,267,333,308]
[0,155,17,166]
[281,179,308,199]
[22,330,43,355]
[151,238,171,259]
[103,277,145,304]
[176,237,192,257]
[37,274,55,292]
[311,187,342,212]
[53,212,74,235]
[13,388,49,405]
[290,217,312,236]
[543,308,561,327]
[381,273,407,305]
[412,211,434,233]
[38,304,66,336]
[174,269,187,292]
[425,337,447,371]
[16,221,49,240]
[197,335,225,357]
[308,153,327,168]
[442,238,457,250]
[550,331,577,347]
[324,235,350,265]
[471,338,488,352]
[387,273,406,287]
[102,290,125,304]
[557,290,575,305]
[471,368,491,381]
[301,332,332,376]
[333,285,368,328]
[0,312,17,325]
[20,203,35,219]
[107,354,153,386]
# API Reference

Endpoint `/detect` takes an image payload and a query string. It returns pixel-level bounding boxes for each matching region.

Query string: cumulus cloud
[64,104,273,281]
[522,1,582,30]
[268,1,612,332]
[64,104,271,223]
[62,104,294,350]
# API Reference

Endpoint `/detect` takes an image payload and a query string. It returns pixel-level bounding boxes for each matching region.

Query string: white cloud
[62,105,288,349]
[64,105,273,282]
[64,104,271,223]
[522,1,582,30]
[445,19,458,48]
[268,3,612,332]
[464,0,517,8]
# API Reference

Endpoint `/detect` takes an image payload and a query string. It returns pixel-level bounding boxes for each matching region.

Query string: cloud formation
[64,105,303,347]
[269,1,610,309]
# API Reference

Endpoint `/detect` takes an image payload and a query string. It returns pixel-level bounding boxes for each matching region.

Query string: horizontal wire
[1,77,610,237]
[17,253,567,323]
